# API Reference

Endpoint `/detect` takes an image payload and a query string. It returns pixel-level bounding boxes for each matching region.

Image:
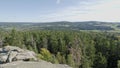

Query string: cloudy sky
[0,0,120,22]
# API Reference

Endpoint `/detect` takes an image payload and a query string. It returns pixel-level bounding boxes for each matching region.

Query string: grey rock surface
[0,46,37,63]
[0,61,72,68]
[0,46,72,68]
[0,53,8,63]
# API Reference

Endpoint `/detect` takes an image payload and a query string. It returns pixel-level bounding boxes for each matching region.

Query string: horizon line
[0,21,119,23]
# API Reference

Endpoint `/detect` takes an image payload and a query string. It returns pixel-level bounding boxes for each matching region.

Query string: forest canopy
[0,29,120,68]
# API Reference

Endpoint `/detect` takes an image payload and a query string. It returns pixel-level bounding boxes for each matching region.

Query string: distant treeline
[0,29,120,68]
[0,21,115,30]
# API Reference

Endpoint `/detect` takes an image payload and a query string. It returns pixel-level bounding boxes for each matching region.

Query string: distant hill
[0,21,120,31]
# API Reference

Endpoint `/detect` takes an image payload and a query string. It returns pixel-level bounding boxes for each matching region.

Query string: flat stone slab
[0,61,72,68]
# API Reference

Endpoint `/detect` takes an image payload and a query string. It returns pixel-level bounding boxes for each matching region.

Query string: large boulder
[0,46,37,63]
[0,53,8,63]
[15,50,37,61]
[3,46,24,52]
[7,51,18,62]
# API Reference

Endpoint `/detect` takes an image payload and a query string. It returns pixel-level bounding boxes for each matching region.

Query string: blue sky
[0,0,120,22]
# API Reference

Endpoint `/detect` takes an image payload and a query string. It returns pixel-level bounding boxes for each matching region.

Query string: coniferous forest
[0,29,120,68]
[0,0,120,67]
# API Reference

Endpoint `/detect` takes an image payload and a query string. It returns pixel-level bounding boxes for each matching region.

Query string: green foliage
[93,52,107,68]
[38,48,53,62]
[118,60,120,68]
[67,54,75,67]
[2,29,120,68]
[56,52,66,64]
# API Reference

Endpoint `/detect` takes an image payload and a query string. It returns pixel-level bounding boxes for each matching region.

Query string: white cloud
[39,0,120,22]
[1,0,120,22]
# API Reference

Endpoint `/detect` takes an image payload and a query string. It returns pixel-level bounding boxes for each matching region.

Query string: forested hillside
[0,29,120,68]
[0,21,119,31]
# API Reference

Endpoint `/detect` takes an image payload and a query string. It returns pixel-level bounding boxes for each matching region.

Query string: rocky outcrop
[0,60,72,68]
[0,53,8,63]
[0,46,72,68]
[0,46,37,63]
